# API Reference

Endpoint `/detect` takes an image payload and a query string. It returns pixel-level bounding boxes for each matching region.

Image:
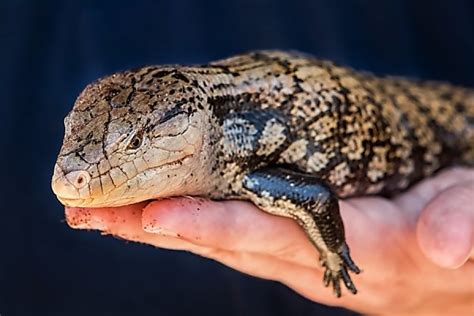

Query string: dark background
[1,0,473,315]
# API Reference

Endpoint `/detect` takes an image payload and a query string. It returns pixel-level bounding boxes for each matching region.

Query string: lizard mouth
[53,154,194,207]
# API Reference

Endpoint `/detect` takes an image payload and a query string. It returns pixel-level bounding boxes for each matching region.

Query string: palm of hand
[65,168,474,315]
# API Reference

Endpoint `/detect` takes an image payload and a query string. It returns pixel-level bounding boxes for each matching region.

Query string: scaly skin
[52,51,474,297]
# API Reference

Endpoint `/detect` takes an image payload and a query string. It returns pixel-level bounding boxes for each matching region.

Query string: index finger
[65,203,206,253]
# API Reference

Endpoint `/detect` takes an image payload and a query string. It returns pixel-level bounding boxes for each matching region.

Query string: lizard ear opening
[153,111,190,137]
[159,108,187,124]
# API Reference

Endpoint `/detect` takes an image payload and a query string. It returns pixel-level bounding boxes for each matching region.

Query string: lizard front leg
[242,167,361,297]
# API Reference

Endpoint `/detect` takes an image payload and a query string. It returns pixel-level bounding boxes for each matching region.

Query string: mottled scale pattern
[204,51,473,198]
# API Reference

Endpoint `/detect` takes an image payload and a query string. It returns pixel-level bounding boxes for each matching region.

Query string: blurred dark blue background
[1,0,473,315]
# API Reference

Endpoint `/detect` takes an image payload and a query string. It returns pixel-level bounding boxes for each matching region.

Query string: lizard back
[205,51,474,197]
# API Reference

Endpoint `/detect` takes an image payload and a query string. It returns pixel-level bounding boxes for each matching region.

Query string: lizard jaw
[52,153,195,208]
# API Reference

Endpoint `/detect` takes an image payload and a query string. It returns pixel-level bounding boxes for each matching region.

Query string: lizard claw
[321,243,360,297]
[340,243,361,274]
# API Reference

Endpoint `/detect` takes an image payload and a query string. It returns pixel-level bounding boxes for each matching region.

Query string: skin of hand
[65,167,474,315]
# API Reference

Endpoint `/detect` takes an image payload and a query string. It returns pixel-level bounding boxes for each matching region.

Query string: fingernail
[419,208,472,269]
[142,217,179,237]
[65,208,108,230]
[142,201,181,237]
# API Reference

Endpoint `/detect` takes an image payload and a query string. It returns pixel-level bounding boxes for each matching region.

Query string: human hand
[65,167,474,315]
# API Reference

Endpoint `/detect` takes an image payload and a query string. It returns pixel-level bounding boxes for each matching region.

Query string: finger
[394,167,474,216]
[65,201,354,303]
[65,204,207,252]
[416,181,474,269]
[142,196,370,270]
[142,197,323,267]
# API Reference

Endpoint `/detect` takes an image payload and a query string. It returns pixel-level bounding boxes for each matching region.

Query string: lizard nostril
[66,170,91,189]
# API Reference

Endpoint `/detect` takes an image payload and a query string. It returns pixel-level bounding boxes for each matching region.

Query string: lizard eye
[127,133,143,150]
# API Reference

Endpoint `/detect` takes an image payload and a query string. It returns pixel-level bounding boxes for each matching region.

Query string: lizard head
[52,67,213,207]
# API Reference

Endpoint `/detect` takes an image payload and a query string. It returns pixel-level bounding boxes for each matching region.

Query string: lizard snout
[51,164,91,201]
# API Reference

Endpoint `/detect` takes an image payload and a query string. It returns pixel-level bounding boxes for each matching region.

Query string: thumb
[416,181,474,269]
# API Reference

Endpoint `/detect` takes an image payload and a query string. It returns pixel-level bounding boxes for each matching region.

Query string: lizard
[51,50,474,297]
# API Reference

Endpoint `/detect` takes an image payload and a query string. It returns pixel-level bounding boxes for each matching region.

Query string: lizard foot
[321,243,361,297]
